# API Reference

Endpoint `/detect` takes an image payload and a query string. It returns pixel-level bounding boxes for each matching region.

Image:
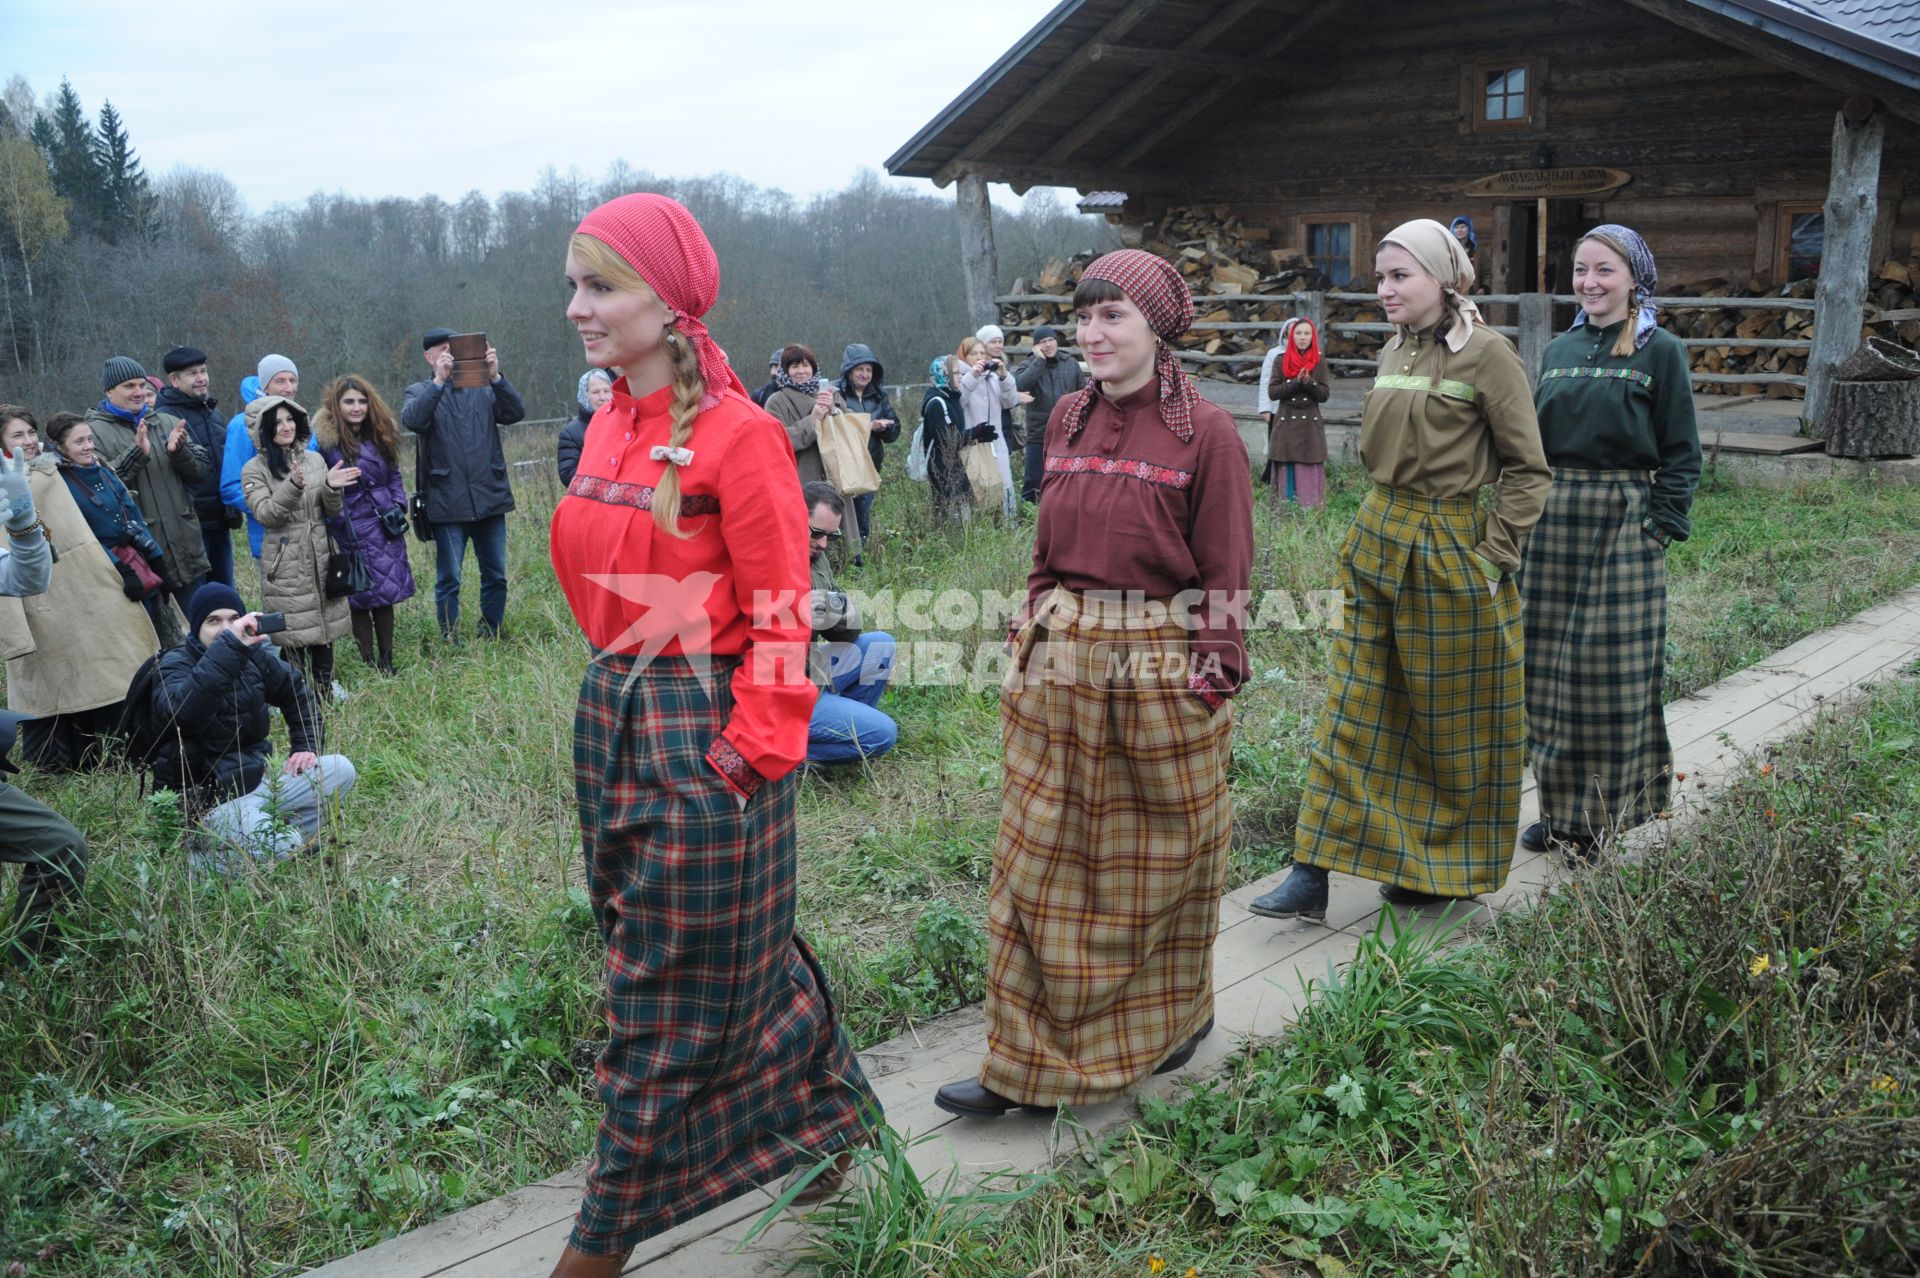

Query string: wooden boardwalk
[308,585,1920,1277]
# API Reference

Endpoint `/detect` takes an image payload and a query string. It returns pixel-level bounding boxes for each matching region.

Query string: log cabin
[885,0,1920,422]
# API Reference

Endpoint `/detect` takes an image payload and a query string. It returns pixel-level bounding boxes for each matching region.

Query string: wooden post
[955,171,1001,332]
[1536,197,1548,293]
[1806,100,1884,435]
[1301,290,1327,339]
[1519,292,1553,392]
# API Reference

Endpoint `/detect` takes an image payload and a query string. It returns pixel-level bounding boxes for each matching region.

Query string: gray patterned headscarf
[1572,224,1659,349]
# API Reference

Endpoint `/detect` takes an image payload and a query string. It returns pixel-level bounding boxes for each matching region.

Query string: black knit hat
[161,346,208,374]
[102,355,147,392]
[186,582,247,637]
[422,327,456,351]
[1032,325,1060,342]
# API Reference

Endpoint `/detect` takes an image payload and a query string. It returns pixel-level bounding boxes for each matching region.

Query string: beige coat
[764,385,862,558]
[0,456,161,714]
[242,443,349,649]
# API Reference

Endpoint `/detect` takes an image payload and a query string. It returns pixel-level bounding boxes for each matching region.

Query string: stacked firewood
[999,210,1920,394]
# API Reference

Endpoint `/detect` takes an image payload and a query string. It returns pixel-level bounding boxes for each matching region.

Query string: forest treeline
[0,75,1115,421]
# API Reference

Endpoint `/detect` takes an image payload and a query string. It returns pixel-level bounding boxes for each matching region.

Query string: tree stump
[1823,379,1920,457]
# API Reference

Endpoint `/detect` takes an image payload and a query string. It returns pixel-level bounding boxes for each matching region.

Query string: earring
[664,330,678,347]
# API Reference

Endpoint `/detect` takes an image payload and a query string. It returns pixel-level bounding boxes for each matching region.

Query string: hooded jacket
[84,401,213,588]
[836,344,901,469]
[155,384,228,522]
[150,628,320,810]
[239,396,350,648]
[222,375,319,558]
[400,371,527,524]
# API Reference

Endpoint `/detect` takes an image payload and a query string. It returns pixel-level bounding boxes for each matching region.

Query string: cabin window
[1467,59,1542,132]
[1485,67,1528,121]
[1780,205,1824,282]
[1304,220,1355,285]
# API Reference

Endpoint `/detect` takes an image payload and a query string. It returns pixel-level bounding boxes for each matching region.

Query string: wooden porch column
[955,170,1001,332]
[1518,292,1553,393]
[1806,99,1884,434]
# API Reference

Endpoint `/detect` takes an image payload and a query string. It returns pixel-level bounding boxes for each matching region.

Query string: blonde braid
[651,327,707,538]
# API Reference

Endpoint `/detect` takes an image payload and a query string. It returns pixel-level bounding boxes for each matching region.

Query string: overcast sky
[1,0,1067,215]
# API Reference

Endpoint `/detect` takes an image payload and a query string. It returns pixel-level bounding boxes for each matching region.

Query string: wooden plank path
[308,585,1920,1277]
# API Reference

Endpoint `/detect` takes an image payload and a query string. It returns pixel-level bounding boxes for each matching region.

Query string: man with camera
[402,327,527,642]
[1013,325,1086,505]
[148,583,356,868]
[802,482,896,766]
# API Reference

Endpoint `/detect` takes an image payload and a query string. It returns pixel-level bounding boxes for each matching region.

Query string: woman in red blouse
[546,193,878,1277]
[935,250,1254,1118]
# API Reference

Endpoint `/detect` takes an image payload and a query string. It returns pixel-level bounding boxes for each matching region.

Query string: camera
[985,359,1002,373]
[254,612,288,635]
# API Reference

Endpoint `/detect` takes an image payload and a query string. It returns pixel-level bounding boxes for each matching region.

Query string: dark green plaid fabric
[1294,486,1526,897]
[570,653,877,1256]
[1520,468,1672,838]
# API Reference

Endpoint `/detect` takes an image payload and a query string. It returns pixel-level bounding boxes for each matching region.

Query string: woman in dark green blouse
[1521,224,1701,859]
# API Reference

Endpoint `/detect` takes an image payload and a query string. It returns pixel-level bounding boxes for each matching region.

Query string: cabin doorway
[1505,198,1585,295]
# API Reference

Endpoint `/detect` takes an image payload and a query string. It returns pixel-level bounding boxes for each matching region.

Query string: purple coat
[322,439,418,610]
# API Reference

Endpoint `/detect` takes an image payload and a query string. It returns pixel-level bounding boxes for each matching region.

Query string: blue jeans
[432,514,508,636]
[807,631,897,765]
[200,519,235,589]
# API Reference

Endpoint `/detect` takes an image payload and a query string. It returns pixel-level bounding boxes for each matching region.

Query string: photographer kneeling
[151,583,356,866]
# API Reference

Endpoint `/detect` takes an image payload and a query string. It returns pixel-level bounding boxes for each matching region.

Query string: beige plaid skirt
[979,588,1233,1106]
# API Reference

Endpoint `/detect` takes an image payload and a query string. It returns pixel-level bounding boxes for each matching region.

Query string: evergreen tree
[93,100,153,241]
[38,79,104,235]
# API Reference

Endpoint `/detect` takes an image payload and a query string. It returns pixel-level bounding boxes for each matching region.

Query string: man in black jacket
[401,327,527,641]
[156,346,237,588]
[152,584,356,868]
[836,343,900,545]
[1013,325,1087,504]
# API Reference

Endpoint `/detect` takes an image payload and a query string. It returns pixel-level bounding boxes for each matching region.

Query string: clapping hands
[0,450,36,532]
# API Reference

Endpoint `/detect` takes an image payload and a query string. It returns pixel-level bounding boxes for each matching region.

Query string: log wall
[1114,0,1920,292]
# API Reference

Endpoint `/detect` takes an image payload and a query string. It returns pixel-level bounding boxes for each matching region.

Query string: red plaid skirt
[570,653,877,1255]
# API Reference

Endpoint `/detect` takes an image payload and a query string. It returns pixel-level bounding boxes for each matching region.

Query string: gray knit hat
[102,355,147,392]
[256,353,298,388]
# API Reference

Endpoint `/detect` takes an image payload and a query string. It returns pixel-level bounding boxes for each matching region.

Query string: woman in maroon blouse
[935,250,1254,1118]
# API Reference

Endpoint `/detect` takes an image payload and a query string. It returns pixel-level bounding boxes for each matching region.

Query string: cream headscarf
[1378,218,1484,353]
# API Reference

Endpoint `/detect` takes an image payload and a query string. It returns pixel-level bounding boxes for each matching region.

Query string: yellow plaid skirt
[1294,486,1525,897]
[980,588,1232,1106]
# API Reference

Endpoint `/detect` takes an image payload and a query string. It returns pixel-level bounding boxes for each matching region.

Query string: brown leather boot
[547,1244,631,1277]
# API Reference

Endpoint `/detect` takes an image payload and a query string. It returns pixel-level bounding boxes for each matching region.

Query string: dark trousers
[200,519,236,589]
[0,781,87,959]
[432,514,508,637]
[1022,434,1046,505]
[21,704,123,773]
[852,492,875,542]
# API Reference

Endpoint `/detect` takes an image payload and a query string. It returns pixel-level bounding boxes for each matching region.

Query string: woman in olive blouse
[1519,225,1700,860]
[1252,218,1550,920]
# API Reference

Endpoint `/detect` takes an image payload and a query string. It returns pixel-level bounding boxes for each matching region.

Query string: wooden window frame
[1466,58,1544,133]
[1299,214,1363,286]
[1774,201,1825,284]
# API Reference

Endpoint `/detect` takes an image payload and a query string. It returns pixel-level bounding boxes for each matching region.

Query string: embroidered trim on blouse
[705,734,762,799]
[1539,366,1654,390]
[1372,374,1477,402]
[568,474,721,516]
[1044,454,1194,490]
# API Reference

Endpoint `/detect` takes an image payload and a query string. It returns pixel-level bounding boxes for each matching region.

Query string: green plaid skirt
[570,653,877,1255]
[1294,486,1525,896]
[1520,468,1671,837]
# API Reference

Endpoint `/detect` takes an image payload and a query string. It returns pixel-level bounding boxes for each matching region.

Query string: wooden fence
[996,290,1814,393]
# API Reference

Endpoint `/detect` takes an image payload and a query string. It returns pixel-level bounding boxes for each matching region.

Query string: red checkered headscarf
[1060,249,1201,443]
[575,193,746,410]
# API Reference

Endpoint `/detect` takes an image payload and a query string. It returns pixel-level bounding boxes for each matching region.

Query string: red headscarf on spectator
[574,193,745,411]
[1281,317,1321,380]
[1059,249,1202,444]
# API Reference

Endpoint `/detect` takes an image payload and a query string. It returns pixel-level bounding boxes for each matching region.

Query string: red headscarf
[1059,249,1202,443]
[1281,318,1321,380]
[574,193,745,411]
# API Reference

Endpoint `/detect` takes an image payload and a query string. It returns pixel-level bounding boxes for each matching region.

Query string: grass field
[4,455,1920,1275]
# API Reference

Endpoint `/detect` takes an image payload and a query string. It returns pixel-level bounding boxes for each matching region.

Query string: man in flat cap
[402,327,525,641]
[156,346,238,588]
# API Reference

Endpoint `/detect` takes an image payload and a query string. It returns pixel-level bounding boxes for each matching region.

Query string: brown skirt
[980,588,1233,1106]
